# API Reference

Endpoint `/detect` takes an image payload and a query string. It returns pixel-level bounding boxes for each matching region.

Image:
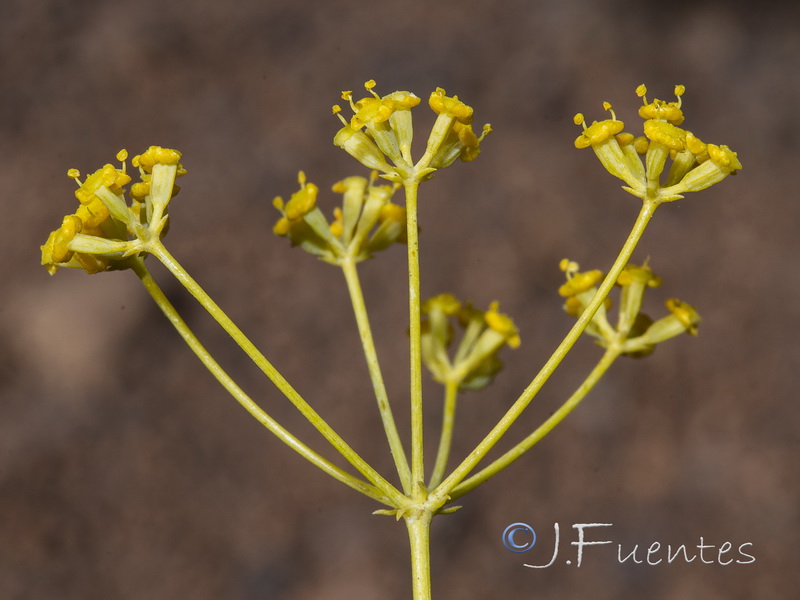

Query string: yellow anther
[67,168,80,180]
[602,101,617,120]
[332,106,349,126]
[116,149,128,162]
[573,113,585,126]
[636,84,647,99]
[559,258,579,274]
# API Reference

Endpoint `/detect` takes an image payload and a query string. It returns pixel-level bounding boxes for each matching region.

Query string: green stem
[131,258,391,505]
[405,510,434,600]
[147,240,405,507]
[450,346,621,500]
[428,380,459,489]
[341,257,412,493]
[431,199,659,504]
[404,179,425,495]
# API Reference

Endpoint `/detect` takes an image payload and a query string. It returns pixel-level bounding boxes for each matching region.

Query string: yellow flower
[558,268,604,297]
[643,119,686,152]
[333,80,490,180]
[334,81,420,174]
[559,259,701,357]
[623,298,701,356]
[40,214,110,275]
[637,84,686,125]
[665,298,701,336]
[428,88,474,124]
[424,88,491,170]
[421,294,519,390]
[575,85,741,202]
[573,105,643,194]
[133,146,183,172]
[557,259,614,339]
[484,301,521,349]
[615,263,662,338]
[272,172,331,254]
[41,147,185,275]
[573,108,625,149]
[273,172,406,264]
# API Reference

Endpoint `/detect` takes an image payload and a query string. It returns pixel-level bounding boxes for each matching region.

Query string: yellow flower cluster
[558,259,699,357]
[333,80,491,182]
[273,171,407,265]
[574,85,741,202]
[421,293,520,390]
[41,147,185,275]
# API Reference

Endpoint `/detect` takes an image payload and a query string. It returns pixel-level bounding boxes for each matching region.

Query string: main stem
[404,179,425,494]
[431,198,659,504]
[405,510,434,600]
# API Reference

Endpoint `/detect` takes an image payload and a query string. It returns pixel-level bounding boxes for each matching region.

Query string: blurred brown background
[1,0,797,598]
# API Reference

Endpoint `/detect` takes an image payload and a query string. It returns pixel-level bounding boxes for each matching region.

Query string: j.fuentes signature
[502,522,755,568]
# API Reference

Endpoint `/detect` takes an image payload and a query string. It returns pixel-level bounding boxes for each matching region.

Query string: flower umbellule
[41,146,185,275]
[559,258,701,357]
[333,80,491,183]
[273,170,407,264]
[421,293,520,390]
[574,85,741,201]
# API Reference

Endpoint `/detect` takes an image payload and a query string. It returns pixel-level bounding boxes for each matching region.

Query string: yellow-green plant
[40,80,741,599]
